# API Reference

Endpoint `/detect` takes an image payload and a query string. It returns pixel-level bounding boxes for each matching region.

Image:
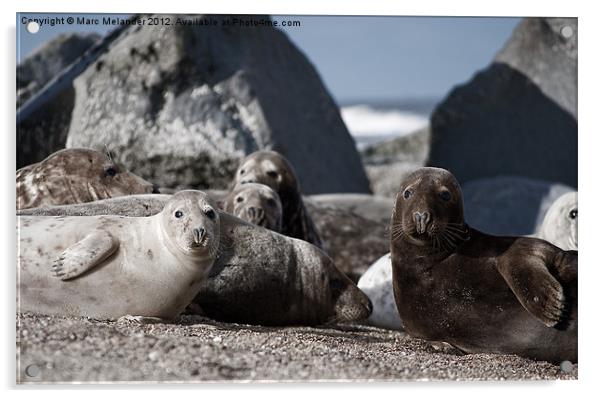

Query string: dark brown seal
[222,183,283,232]
[16,148,157,209]
[390,167,577,364]
[234,150,323,248]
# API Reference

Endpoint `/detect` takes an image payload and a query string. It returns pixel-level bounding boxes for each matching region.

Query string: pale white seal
[17,190,219,320]
[536,191,577,251]
[357,253,402,330]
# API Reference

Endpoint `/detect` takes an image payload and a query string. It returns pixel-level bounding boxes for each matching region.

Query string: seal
[17,190,219,320]
[357,253,402,330]
[234,150,323,247]
[193,212,372,326]
[390,167,577,364]
[17,195,372,326]
[536,191,578,251]
[222,183,283,232]
[17,148,157,210]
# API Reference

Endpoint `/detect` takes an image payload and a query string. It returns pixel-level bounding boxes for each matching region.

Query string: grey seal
[391,167,577,364]
[536,191,577,251]
[222,183,282,232]
[17,148,157,210]
[17,191,219,320]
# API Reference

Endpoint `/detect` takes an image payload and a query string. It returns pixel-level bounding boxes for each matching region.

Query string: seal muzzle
[413,211,431,235]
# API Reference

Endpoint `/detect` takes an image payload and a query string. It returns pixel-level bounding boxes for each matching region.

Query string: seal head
[391,167,469,251]
[160,190,220,261]
[223,183,283,232]
[538,191,578,251]
[16,148,156,209]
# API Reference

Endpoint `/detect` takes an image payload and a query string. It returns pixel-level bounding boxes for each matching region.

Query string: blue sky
[17,13,519,104]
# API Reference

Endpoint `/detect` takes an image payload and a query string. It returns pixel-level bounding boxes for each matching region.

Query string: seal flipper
[52,230,118,281]
[496,256,566,327]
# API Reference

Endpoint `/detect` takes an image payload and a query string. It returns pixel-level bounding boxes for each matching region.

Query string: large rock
[66,15,370,194]
[309,193,394,226]
[17,33,99,168]
[17,33,100,106]
[306,197,390,282]
[462,176,573,236]
[428,18,577,188]
[361,127,430,197]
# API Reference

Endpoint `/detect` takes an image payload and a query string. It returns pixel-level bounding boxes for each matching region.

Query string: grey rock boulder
[428,18,577,188]
[462,176,573,236]
[17,33,100,106]
[17,33,99,168]
[361,127,430,197]
[306,196,390,282]
[66,15,370,194]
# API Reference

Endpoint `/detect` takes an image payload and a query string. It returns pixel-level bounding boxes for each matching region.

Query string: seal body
[17,191,219,319]
[17,148,156,209]
[234,150,323,247]
[536,191,578,251]
[222,183,282,232]
[390,167,577,364]
[357,253,402,330]
[193,213,372,326]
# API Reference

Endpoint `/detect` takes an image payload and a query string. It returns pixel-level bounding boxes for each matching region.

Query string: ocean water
[340,99,437,149]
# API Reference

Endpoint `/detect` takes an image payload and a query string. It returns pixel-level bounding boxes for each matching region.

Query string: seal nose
[413,211,431,234]
[151,185,161,194]
[193,227,206,244]
[247,206,264,221]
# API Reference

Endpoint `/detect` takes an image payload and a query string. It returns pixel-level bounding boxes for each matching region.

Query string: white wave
[341,105,428,138]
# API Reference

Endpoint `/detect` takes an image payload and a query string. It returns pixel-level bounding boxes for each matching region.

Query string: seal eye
[205,209,216,220]
[569,209,577,219]
[236,196,244,203]
[174,211,183,219]
[439,191,451,202]
[105,167,117,177]
[266,198,276,207]
[239,169,245,175]
[266,171,278,179]
[403,189,412,199]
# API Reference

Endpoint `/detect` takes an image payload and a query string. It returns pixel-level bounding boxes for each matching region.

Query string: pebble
[148,351,160,361]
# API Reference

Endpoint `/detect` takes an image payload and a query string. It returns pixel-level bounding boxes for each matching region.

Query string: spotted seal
[17,148,157,209]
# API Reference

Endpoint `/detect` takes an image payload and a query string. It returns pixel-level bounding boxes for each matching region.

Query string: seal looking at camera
[17,191,219,320]
[390,167,577,364]
[222,183,283,232]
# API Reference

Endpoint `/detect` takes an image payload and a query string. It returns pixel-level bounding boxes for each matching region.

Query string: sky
[17,13,519,104]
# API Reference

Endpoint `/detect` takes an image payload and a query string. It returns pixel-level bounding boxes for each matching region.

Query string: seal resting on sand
[17,191,219,320]
[390,167,577,364]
